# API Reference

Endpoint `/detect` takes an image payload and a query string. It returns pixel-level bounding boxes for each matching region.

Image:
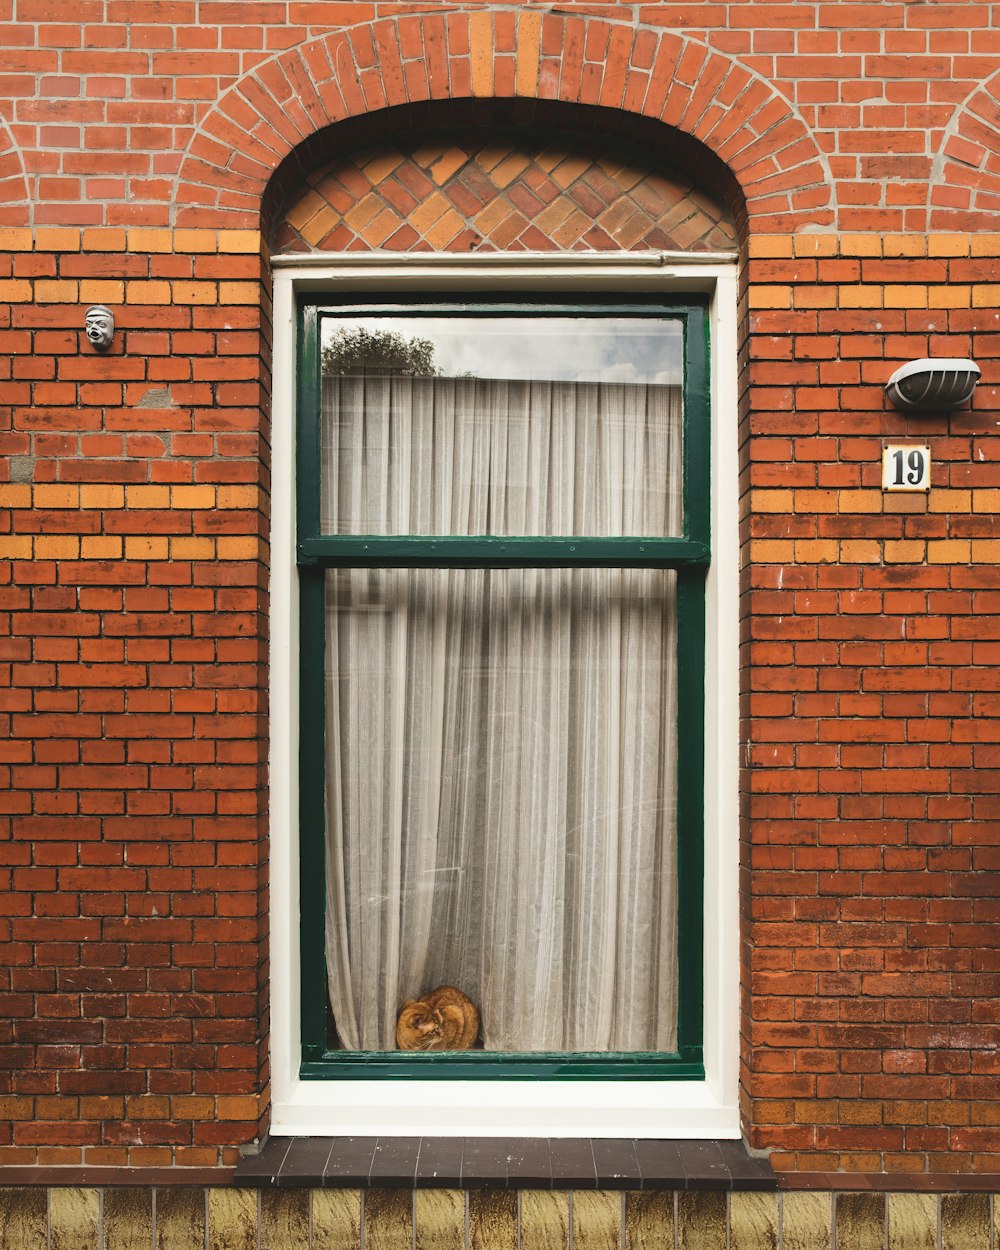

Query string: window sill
[233,1137,775,1191]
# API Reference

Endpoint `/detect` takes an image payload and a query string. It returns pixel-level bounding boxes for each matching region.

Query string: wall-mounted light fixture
[885,358,980,413]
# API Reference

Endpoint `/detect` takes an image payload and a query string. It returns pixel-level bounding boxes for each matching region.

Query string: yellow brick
[174,229,217,253]
[361,150,406,185]
[81,537,124,558]
[415,1189,464,1250]
[972,285,1000,307]
[0,536,33,558]
[172,1097,215,1118]
[286,189,327,231]
[365,1192,411,1250]
[209,1190,258,1250]
[217,536,261,560]
[469,9,494,97]
[313,1192,360,1250]
[838,490,883,514]
[972,540,1000,563]
[127,228,173,253]
[888,1193,936,1250]
[841,233,883,257]
[973,489,1000,512]
[49,1189,100,1250]
[170,537,216,559]
[883,492,927,514]
[574,1192,620,1250]
[748,285,792,309]
[839,285,882,308]
[35,227,81,252]
[929,233,971,257]
[171,486,215,509]
[752,489,794,513]
[126,485,170,508]
[80,485,124,509]
[970,233,1000,257]
[928,286,970,309]
[126,281,172,304]
[80,280,125,305]
[795,489,838,513]
[751,540,795,562]
[125,536,170,560]
[882,235,926,257]
[0,279,34,301]
[521,1193,569,1250]
[35,535,80,559]
[515,10,542,97]
[82,227,127,252]
[794,540,839,563]
[0,228,33,251]
[927,539,970,564]
[218,229,261,254]
[35,485,80,508]
[929,489,971,513]
[300,203,341,247]
[36,279,80,303]
[792,233,838,257]
[883,285,927,308]
[219,281,260,304]
[172,281,217,305]
[216,1096,260,1120]
[0,484,31,507]
[750,236,794,258]
[217,486,259,509]
[840,540,881,562]
[884,540,925,564]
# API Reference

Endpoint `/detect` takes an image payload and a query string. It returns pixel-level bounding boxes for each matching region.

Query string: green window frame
[296,294,710,1081]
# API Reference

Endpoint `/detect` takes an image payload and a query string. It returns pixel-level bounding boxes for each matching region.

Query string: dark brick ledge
[233,1137,776,1191]
[777,1171,1000,1193]
[0,1166,236,1188]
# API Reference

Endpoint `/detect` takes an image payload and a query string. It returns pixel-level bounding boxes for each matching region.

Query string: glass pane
[320,315,684,537]
[323,566,678,1054]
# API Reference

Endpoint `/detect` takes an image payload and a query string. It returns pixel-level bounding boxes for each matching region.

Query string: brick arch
[0,115,29,227]
[174,11,833,234]
[932,69,1000,230]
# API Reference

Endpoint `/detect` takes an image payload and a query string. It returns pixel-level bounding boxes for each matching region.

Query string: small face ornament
[85,305,115,351]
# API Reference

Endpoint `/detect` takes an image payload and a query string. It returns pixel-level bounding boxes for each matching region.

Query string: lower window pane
[323,567,678,1054]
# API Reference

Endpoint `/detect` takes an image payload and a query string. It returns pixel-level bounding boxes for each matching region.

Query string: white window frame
[268,253,741,1138]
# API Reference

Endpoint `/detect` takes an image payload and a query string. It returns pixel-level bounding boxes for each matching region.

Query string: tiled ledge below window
[232,1138,777,1191]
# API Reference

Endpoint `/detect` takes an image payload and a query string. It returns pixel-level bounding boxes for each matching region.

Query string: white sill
[270,1077,741,1138]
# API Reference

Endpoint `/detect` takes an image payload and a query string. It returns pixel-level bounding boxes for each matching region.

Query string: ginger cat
[395,985,479,1051]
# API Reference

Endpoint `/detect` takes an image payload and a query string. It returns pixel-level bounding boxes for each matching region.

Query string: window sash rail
[297,534,711,568]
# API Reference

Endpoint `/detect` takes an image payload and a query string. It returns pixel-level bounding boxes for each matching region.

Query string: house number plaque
[882,445,931,492]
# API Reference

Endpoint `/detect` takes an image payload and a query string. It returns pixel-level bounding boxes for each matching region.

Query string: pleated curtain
[321,371,683,1052]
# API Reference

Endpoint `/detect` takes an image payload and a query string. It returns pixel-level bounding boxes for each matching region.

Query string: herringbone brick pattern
[274,137,736,254]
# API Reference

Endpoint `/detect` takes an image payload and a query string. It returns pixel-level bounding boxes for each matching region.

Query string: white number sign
[882,445,931,492]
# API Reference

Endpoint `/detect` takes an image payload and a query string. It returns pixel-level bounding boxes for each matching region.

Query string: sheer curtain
[322,372,683,1051]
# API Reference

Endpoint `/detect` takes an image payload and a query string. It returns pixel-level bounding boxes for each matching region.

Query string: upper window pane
[319,314,684,538]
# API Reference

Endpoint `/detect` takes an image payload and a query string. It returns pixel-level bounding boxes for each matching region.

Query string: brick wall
[1,3,999,1177]
[0,227,271,1168]
[741,231,1000,1173]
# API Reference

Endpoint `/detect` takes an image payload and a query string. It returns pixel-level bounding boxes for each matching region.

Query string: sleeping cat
[395,985,479,1051]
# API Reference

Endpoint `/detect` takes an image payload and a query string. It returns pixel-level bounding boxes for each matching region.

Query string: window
[269,255,739,1137]
[296,295,709,1080]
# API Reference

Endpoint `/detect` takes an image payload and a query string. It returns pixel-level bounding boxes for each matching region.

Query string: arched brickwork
[274,130,738,255]
[0,117,29,227]
[174,11,833,234]
[933,70,1000,230]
